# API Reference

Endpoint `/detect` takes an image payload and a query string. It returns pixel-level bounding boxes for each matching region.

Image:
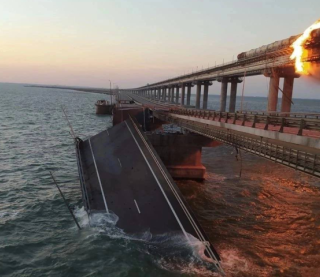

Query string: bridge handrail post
[252,115,257,128]
[241,114,246,126]
[279,117,286,133]
[233,112,237,124]
[264,116,270,130]
[297,119,306,136]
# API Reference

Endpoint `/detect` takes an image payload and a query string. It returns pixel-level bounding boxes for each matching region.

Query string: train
[237,28,320,61]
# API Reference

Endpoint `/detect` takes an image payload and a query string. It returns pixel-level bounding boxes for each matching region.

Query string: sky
[0,0,320,98]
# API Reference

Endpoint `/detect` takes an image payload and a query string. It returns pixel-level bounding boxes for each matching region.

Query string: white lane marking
[124,121,190,242]
[134,199,141,214]
[118,158,122,168]
[88,138,109,213]
[130,118,223,272]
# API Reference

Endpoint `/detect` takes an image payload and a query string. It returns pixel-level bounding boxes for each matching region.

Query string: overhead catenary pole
[109,79,113,104]
[49,171,81,230]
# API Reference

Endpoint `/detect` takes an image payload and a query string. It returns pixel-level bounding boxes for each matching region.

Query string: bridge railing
[168,108,320,136]
[240,110,320,119]
[154,111,320,178]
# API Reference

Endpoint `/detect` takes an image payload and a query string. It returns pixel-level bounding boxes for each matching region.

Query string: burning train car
[237,35,300,61]
[237,26,320,66]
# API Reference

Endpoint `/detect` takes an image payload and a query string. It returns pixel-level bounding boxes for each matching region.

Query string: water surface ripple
[0,83,319,276]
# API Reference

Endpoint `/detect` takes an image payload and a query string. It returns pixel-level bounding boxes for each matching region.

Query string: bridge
[115,28,320,178]
[48,25,320,275]
[125,29,320,114]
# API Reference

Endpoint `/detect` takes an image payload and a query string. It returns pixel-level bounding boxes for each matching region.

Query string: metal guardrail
[240,110,320,119]
[154,111,320,178]
[169,108,320,136]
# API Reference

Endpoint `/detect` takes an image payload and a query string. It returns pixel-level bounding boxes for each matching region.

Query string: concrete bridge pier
[163,87,167,101]
[157,88,161,99]
[146,133,221,179]
[268,74,280,112]
[202,81,212,110]
[264,68,299,113]
[229,78,242,112]
[195,82,202,109]
[170,87,175,103]
[175,86,179,104]
[186,84,192,106]
[281,76,294,113]
[181,84,185,106]
[220,78,228,112]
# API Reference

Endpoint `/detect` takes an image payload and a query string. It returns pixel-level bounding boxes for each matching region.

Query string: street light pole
[108,79,112,104]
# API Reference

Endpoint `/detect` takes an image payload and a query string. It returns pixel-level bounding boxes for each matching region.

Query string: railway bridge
[118,28,320,178]
[127,29,320,114]
[116,89,320,179]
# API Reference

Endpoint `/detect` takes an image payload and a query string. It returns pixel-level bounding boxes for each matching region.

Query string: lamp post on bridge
[108,79,113,104]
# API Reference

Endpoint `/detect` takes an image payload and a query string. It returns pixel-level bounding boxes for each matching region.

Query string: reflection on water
[177,146,320,276]
[1,83,320,276]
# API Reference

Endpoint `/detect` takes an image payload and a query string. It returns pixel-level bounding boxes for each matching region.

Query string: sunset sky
[1,0,320,98]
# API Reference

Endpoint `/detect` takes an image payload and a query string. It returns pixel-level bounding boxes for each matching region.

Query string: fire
[290,19,320,73]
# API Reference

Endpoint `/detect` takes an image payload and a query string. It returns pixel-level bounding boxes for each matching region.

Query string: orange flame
[290,19,320,73]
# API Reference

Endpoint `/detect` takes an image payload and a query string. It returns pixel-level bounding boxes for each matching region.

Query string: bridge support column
[229,78,242,112]
[146,133,221,179]
[229,82,237,112]
[170,87,175,103]
[220,79,228,112]
[158,88,161,99]
[163,87,167,101]
[186,85,192,105]
[175,86,179,103]
[281,76,294,113]
[267,74,280,112]
[181,84,185,105]
[196,83,202,109]
[202,82,212,110]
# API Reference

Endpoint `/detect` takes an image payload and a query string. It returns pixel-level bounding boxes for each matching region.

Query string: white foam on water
[73,206,90,227]
[73,206,153,242]
[150,232,221,276]
[0,211,19,219]
[220,248,250,275]
[73,206,222,275]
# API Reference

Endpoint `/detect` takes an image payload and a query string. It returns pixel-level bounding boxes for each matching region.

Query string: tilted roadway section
[123,92,320,178]
[76,117,223,273]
